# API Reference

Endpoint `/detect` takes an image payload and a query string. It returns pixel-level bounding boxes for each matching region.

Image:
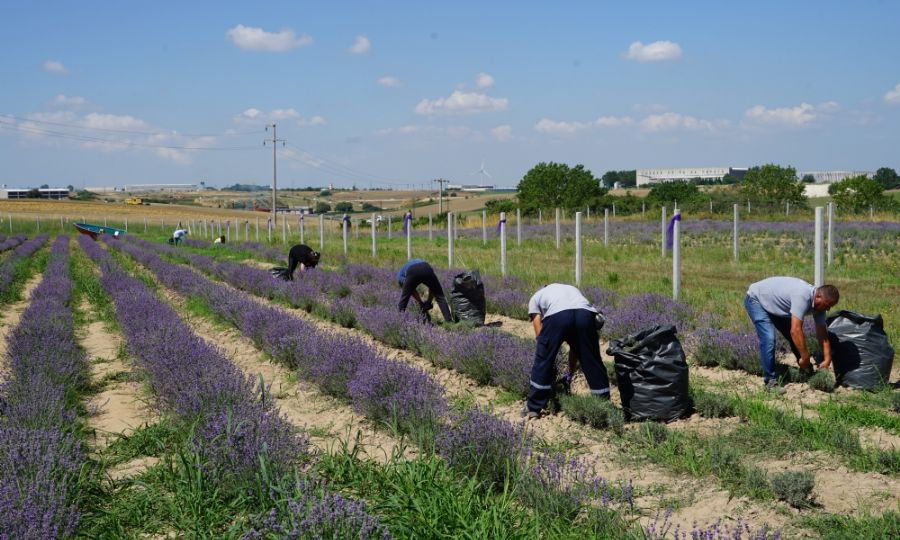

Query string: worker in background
[397,258,452,323]
[744,277,839,394]
[213,235,226,244]
[524,283,610,419]
[286,244,320,280]
[172,228,188,246]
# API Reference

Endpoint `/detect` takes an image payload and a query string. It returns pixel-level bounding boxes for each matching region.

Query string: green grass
[801,510,900,539]
[69,243,118,327]
[815,401,900,436]
[0,245,48,304]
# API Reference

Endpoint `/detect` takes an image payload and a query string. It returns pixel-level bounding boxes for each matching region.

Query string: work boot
[520,405,540,420]
[764,379,786,395]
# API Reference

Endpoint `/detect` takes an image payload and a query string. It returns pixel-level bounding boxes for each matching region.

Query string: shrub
[891,393,900,414]
[770,470,816,508]
[559,394,625,433]
[692,390,735,418]
[807,370,835,393]
[435,408,527,489]
[634,422,669,447]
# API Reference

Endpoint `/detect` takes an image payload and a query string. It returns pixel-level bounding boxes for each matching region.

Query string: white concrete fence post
[447,212,454,268]
[428,213,433,240]
[388,216,392,239]
[814,206,824,286]
[672,209,682,300]
[256,217,259,241]
[371,213,377,257]
[319,214,325,250]
[516,208,522,246]
[482,210,487,245]
[406,215,412,259]
[555,208,561,250]
[342,214,349,254]
[575,211,583,286]
[300,215,305,243]
[499,212,507,277]
[733,204,739,262]
[604,208,609,247]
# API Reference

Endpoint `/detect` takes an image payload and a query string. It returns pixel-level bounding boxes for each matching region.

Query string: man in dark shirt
[287,244,321,280]
[397,259,453,322]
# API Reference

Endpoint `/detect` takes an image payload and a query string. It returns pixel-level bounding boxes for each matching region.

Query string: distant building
[636,167,747,186]
[124,183,198,192]
[799,171,874,184]
[447,184,494,192]
[1,188,70,200]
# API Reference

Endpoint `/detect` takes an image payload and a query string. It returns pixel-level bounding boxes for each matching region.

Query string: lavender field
[0,221,897,538]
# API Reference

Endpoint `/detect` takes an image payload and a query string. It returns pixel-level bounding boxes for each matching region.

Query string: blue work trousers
[526,309,610,412]
[744,295,800,383]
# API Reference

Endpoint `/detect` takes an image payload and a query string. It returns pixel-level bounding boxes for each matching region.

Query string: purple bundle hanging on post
[495,215,507,233]
[402,212,412,234]
[267,218,272,231]
[665,214,682,248]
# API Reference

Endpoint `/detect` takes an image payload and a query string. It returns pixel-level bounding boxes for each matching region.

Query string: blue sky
[1,1,899,189]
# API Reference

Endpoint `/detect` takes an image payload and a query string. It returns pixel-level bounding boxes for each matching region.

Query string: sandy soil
[154,285,408,463]
[0,273,44,380]
[79,301,156,451]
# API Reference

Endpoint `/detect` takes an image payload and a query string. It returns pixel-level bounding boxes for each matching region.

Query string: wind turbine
[473,159,492,186]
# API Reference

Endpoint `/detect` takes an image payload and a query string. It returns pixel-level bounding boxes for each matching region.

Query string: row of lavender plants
[113,237,643,534]
[0,234,26,254]
[0,235,48,302]
[78,236,391,538]
[0,236,89,539]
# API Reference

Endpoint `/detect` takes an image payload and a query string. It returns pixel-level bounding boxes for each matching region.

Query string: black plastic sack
[607,325,689,422]
[450,271,486,326]
[269,266,291,281]
[827,310,894,390]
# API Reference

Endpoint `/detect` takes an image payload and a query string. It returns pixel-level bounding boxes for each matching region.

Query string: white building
[798,171,873,184]
[1,188,71,200]
[636,167,747,186]
[124,183,198,192]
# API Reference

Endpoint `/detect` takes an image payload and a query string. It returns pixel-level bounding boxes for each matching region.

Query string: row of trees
[515,162,899,216]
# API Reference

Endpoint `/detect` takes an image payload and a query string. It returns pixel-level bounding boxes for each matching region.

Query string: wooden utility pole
[433,178,449,214]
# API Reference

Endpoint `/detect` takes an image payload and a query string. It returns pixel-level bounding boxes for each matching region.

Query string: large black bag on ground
[269,266,291,281]
[450,271,486,326]
[827,310,894,390]
[607,325,689,422]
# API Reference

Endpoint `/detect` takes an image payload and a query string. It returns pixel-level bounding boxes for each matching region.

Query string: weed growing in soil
[770,470,816,508]
[559,394,625,433]
[691,388,735,418]
[807,370,835,393]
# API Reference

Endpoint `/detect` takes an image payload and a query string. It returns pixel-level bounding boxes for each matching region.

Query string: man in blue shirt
[524,284,610,418]
[744,277,839,393]
[397,259,453,322]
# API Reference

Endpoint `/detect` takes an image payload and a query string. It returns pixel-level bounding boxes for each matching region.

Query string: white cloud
[534,118,593,135]
[226,24,312,52]
[884,83,900,104]
[349,35,371,54]
[640,112,715,131]
[53,94,87,107]
[43,60,67,74]
[82,112,150,131]
[377,76,402,88]
[234,107,324,126]
[415,91,508,115]
[623,40,682,63]
[491,124,512,141]
[475,72,495,89]
[535,115,633,135]
[743,102,838,126]
[375,125,420,136]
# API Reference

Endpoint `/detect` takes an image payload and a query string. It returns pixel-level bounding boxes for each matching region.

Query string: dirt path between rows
[0,273,44,382]
[151,283,407,464]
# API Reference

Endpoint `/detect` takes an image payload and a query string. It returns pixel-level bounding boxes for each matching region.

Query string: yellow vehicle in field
[125,197,144,205]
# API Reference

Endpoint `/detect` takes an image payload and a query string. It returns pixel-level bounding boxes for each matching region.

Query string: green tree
[741,164,806,206]
[828,175,896,213]
[517,162,604,211]
[801,174,816,184]
[646,181,702,207]
[600,170,637,188]
[334,201,353,212]
[314,201,332,213]
[872,167,899,190]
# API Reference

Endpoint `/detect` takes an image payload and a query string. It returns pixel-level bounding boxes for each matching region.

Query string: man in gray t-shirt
[523,284,610,418]
[744,277,839,391]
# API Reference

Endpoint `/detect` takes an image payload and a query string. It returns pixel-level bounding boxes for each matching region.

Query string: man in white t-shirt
[172,228,188,245]
[524,283,610,418]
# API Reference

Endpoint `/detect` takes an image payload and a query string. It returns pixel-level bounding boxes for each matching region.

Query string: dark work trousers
[526,308,610,412]
[398,262,453,322]
[287,244,317,280]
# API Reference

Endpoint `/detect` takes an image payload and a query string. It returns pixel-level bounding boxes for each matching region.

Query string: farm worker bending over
[397,258,453,323]
[744,277,839,394]
[287,244,321,280]
[524,284,610,419]
[172,228,188,245]
[213,235,225,244]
